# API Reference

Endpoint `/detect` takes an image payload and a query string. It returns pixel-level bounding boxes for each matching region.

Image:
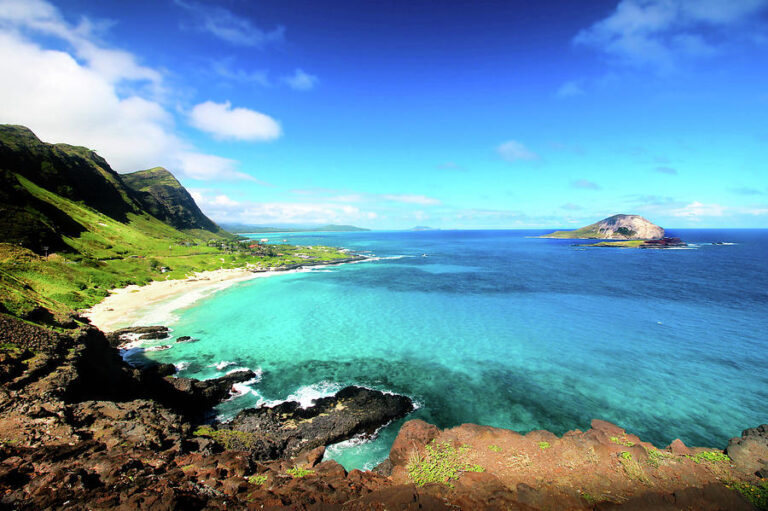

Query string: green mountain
[541,214,665,240]
[122,167,226,237]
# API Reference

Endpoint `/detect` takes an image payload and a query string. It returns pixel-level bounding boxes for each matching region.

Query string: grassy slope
[0,173,351,324]
[541,221,606,239]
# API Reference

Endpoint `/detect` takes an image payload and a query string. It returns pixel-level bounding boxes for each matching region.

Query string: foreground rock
[206,386,415,460]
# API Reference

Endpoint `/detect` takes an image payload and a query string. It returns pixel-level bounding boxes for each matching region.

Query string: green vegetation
[645,448,674,467]
[407,441,484,488]
[285,466,314,478]
[221,223,370,233]
[727,480,768,510]
[0,125,354,326]
[488,444,502,452]
[585,240,646,248]
[192,426,261,451]
[688,451,731,464]
[248,474,268,485]
[610,435,635,447]
[538,441,551,450]
[618,451,650,484]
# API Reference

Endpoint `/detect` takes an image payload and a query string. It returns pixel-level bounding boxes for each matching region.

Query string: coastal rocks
[218,386,415,460]
[727,424,768,477]
[106,325,170,346]
[162,369,256,417]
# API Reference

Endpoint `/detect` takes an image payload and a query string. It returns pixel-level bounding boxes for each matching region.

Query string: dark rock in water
[220,386,414,461]
[175,336,195,343]
[727,424,768,477]
[106,325,170,346]
[161,369,256,418]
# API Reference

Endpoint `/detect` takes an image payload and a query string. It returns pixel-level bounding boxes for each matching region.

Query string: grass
[407,441,484,488]
[688,451,731,464]
[618,451,650,484]
[285,466,314,478]
[538,441,551,450]
[192,426,261,451]
[610,435,635,447]
[645,448,674,467]
[727,480,768,510]
[248,474,268,485]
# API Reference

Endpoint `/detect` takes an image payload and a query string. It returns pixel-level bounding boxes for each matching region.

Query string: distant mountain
[541,214,664,240]
[122,167,225,236]
[221,224,370,234]
[0,125,228,255]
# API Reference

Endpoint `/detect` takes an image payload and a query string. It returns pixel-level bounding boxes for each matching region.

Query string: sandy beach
[82,267,294,332]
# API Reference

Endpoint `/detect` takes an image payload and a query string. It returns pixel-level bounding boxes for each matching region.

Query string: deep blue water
[138,229,768,470]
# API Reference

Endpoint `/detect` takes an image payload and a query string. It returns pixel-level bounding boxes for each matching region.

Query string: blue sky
[0,0,767,228]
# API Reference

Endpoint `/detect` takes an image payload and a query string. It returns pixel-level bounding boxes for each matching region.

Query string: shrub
[407,441,483,488]
[285,466,314,478]
[248,474,268,485]
[727,480,768,510]
[538,441,551,450]
[689,451,731,464]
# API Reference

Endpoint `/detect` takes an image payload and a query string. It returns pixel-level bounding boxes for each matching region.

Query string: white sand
[81,267,298,332]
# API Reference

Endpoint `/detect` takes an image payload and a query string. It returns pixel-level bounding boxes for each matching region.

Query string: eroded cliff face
[1,314,765,510]
[542,214,665,240]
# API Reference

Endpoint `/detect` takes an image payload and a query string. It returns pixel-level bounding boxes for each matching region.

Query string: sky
[0,0,767,229]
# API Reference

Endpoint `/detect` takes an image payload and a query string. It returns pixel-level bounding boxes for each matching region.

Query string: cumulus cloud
[574,0,768,70]
[0,0,264,182]
[497,140,539,162]
[571,179,602,190]
[283,68,318,91]
[174,0,284,47]
[189,101,281,141]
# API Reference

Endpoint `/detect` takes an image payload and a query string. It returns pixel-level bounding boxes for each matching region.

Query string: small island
[541,214,686,248]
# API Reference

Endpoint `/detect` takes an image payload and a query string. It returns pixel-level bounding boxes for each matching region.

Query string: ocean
[132,229,768,470]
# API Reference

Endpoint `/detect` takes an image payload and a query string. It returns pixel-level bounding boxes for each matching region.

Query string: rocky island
[541,214,665,240]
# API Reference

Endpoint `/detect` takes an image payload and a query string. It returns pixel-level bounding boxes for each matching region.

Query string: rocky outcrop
[213,386,415,461]
[542,214,665,240]
[106,325,171,346]
[727,424,768,478]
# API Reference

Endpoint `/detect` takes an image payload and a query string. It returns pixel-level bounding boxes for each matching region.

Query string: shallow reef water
[143,229,768,470]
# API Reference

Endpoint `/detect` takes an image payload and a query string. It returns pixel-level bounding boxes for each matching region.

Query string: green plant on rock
[488,444,502,453]
[689,451,731,464]
[407,440,484,488]
[645,448,673,467]
[610,435,635,447]
[248,474,268,485]
[285,466,314,478]
[618,451,650,484]
[727,480,768,510]
[538,441,551,450]
[619,451,632,460]
[193,425,260,450]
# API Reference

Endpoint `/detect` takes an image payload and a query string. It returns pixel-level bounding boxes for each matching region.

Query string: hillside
[122,167,226,237]
[0,125,352,326]
[541,214,664,240]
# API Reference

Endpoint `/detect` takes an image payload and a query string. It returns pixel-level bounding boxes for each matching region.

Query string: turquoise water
[135,230,768,470]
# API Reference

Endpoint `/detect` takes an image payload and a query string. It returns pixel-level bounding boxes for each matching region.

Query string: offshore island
[541,214,687,248]
[1,126,767,510]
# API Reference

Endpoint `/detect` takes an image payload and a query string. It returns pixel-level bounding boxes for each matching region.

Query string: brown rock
[667,438,692,456]
[389,420,440,467]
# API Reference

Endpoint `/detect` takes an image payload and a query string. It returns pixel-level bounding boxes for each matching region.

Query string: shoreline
[82,256,366,332]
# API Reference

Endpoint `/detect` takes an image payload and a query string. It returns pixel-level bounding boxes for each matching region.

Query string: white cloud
[0,0,262,182]
[497,140,539,162]
[174,0,284,47]
[381,194,441,205]
[671,201,726,218]
[189,101,281,141]
[190,190,377,225]
[574,0,768,70]
[283,68,318,91]
[555,80,585,98]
